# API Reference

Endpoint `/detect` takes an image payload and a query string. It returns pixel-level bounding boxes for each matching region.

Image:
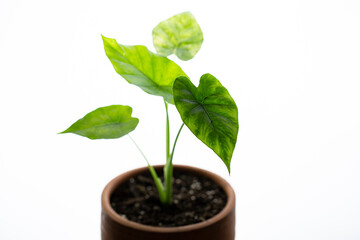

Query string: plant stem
[169,123,185,165]
[127,134,166,203]
[164,100,170,163]
[128,104,185,206]
[163,100,172,204]
[163,123,185,205]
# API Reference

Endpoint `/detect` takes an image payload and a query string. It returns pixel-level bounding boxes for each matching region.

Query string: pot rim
[101,164,235,233]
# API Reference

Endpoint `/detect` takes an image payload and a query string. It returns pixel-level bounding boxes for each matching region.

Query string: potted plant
[60,12,238,240]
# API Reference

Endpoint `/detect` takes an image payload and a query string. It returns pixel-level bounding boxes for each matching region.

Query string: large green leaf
[102,35,186,104]
[173,74,238,173]
[60,105,139,139]
[152,12,203,61]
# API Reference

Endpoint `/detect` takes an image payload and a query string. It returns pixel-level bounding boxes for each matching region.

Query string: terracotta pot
[101,165,236,240]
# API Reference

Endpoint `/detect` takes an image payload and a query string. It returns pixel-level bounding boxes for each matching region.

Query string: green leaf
[102,35,186,104]
[152,12,203,61]
[60,105,139,140]
[173,74,238,173]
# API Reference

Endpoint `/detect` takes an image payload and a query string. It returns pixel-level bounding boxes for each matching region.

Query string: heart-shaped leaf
[173,74,238,173]
[60,105,139,139]
[102,35,187,104]
[152,12,203,61]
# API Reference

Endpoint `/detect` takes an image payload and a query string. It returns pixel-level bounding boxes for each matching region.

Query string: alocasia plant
[60,12,238,205]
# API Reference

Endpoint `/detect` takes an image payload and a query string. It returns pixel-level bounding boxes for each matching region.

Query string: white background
[1,0,360,239]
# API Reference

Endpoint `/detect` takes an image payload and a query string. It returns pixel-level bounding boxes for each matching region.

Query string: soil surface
[110,169,227,227]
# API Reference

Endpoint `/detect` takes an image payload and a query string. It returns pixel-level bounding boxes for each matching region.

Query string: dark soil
[110,169,227,227]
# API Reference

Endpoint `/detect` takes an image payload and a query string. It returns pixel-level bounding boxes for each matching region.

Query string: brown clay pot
[101,165,236,240]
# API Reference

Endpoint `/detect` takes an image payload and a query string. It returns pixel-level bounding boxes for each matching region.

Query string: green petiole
[163,100,172,205]
[128,116,184,205]
[127,134,166,203]
[162,101,185,205]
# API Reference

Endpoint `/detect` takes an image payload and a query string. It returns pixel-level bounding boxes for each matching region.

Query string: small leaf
[60,105,139,139]
[152,12,203,61]
[102,35,186,104]
[173,74,238,173]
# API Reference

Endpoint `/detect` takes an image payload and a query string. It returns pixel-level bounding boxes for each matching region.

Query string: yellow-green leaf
[102,35,187,104]
[152,12,203,61]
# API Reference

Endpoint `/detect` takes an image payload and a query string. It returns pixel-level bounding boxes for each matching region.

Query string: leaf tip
[226,162,231,175]
[58,127,72,135]
[101,34,108,42]
[101,35,113,44]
